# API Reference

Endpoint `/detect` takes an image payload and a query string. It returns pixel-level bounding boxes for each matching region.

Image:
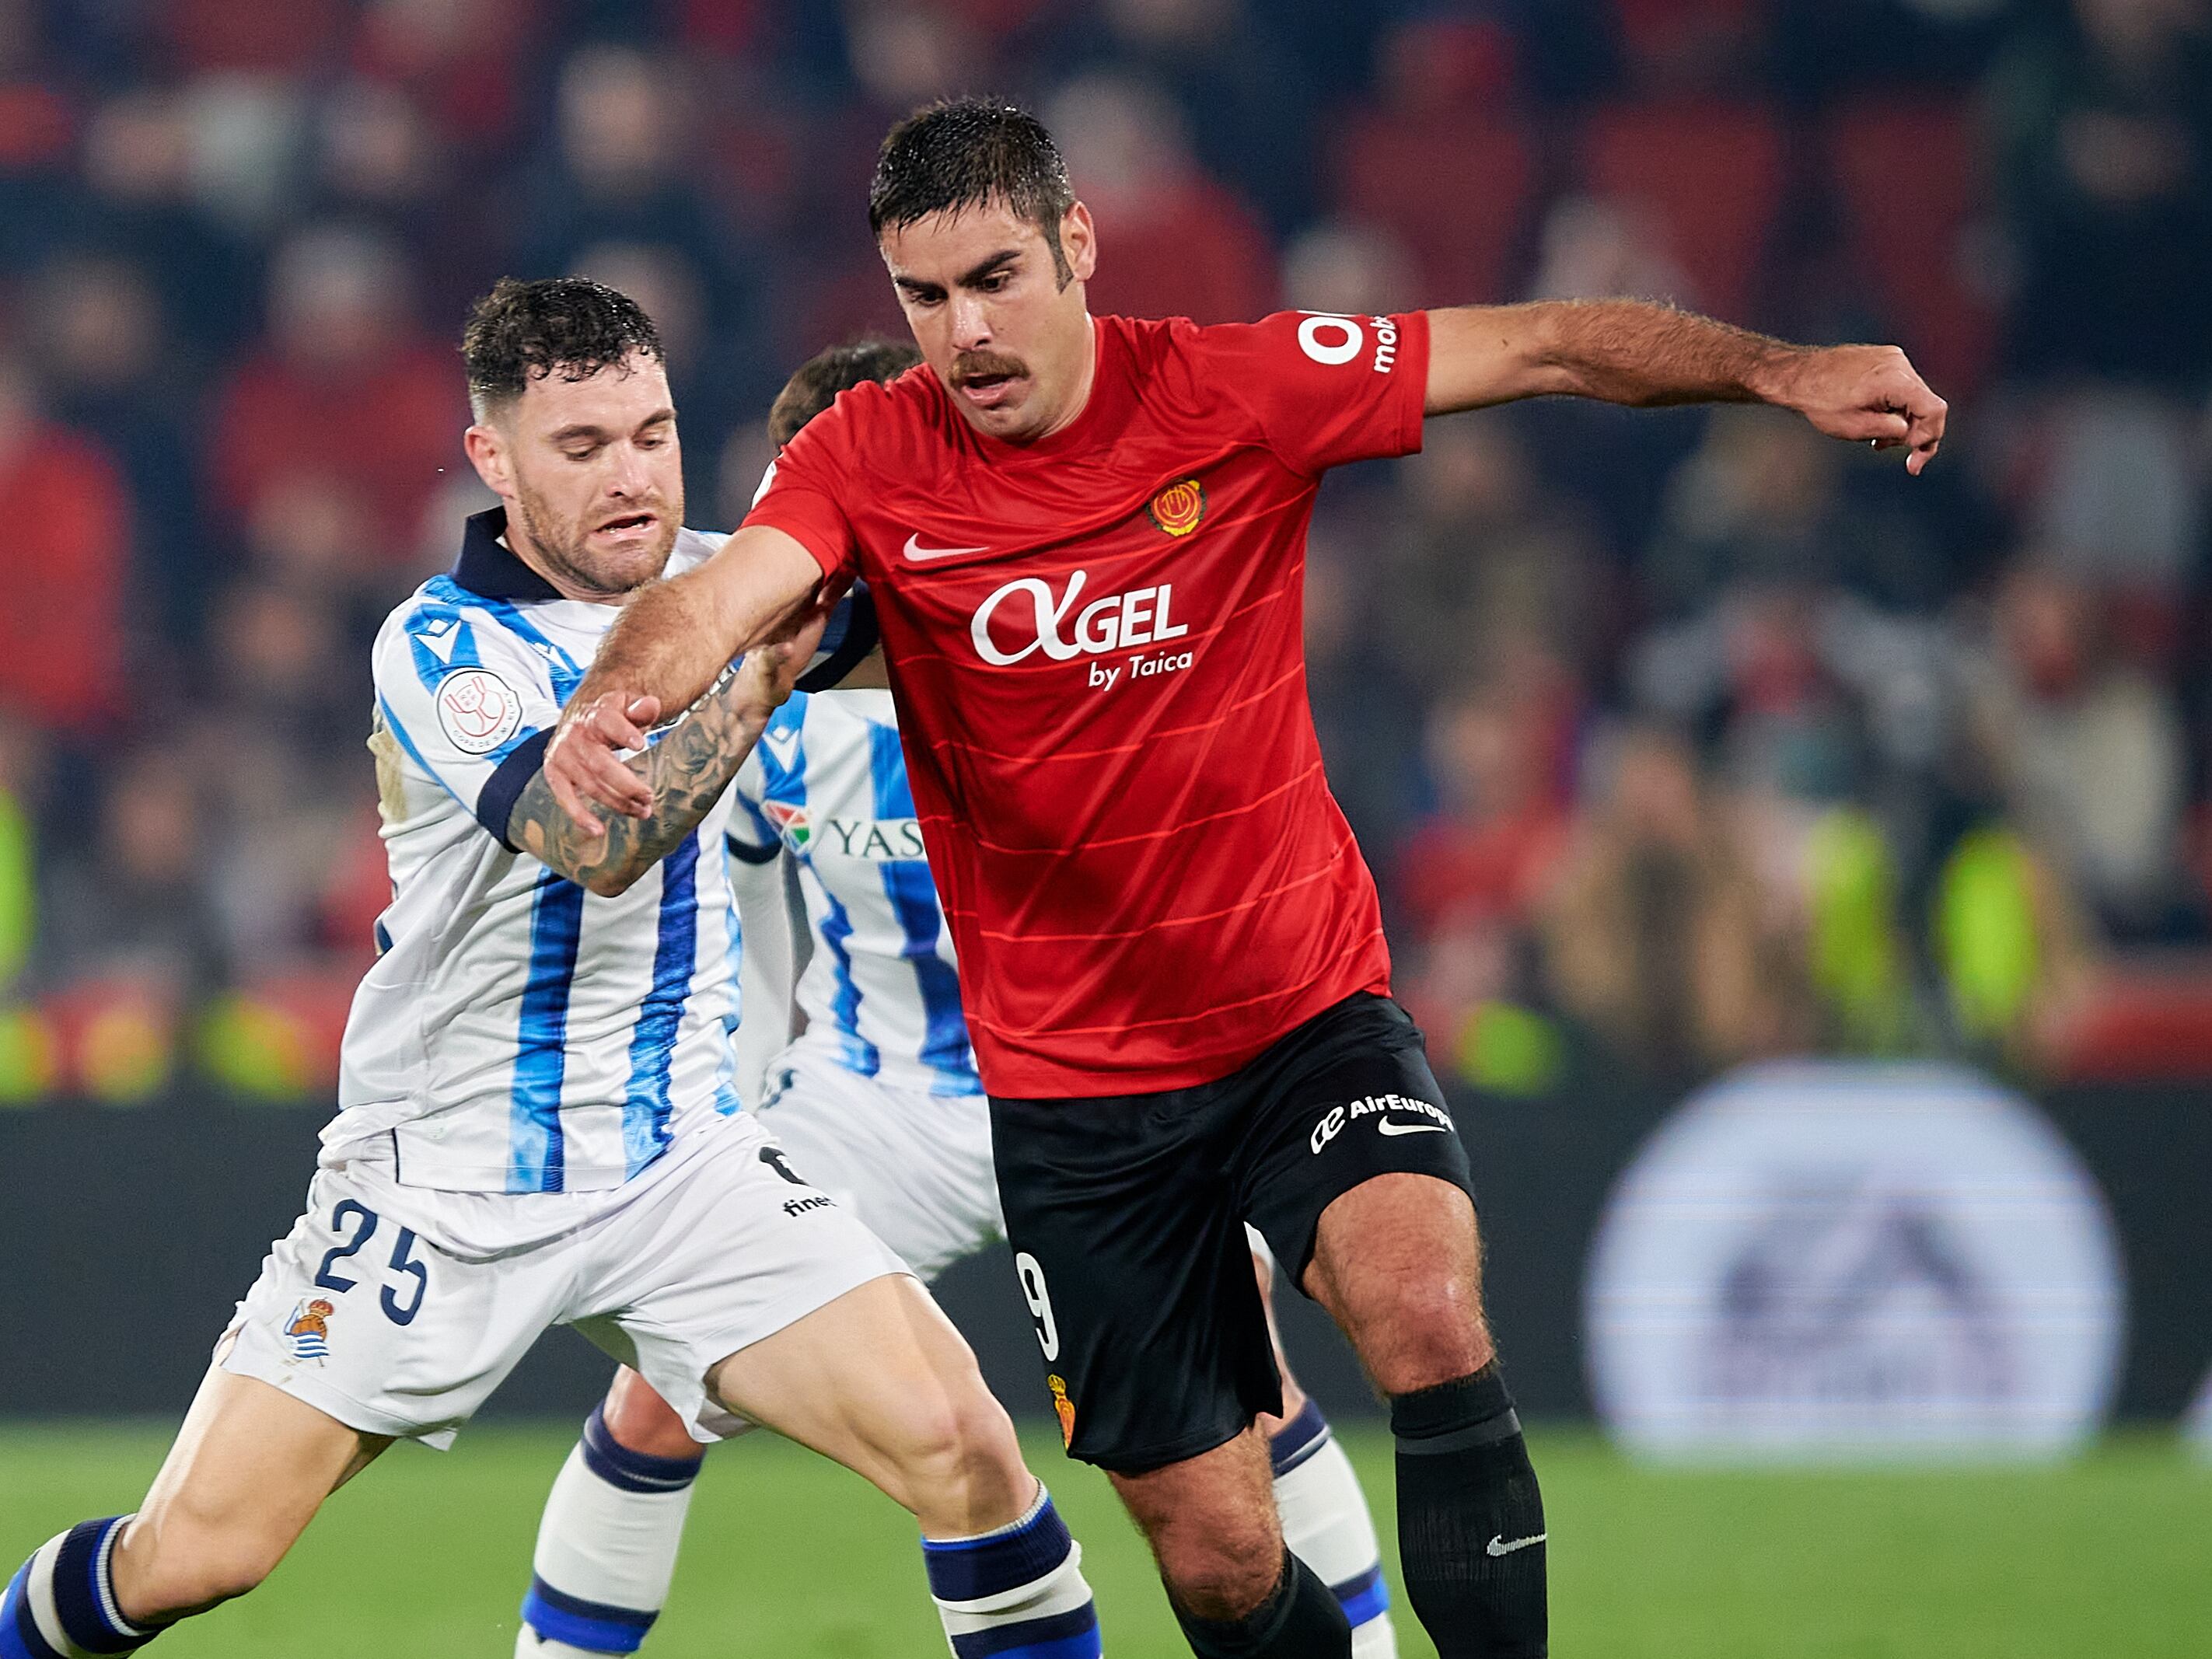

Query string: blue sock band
[519,1577,657,1654]
[1332,1564,1391,1629]
[4,1519,156,1659]
[922,1494,1100,1659]
[578,1403,704,1495]
[1267,1398,1332,1478]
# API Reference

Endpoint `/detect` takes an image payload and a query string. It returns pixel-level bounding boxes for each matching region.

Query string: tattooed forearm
[508,666,768,897]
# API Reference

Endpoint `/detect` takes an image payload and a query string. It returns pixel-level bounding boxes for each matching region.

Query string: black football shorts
[988,992,1475,1473]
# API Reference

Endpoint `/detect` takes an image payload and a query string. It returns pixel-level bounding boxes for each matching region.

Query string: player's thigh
[1229,994,1488,1391]
[1306,1172,1492,1394]
[599,1365,705,1461]
[760,1057,1001,1280]
[990,1091,1278,1474]
[117,1366,390,1615]
[705,1271,1029,1534]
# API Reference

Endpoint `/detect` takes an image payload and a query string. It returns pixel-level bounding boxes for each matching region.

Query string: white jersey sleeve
[372,595,564,847]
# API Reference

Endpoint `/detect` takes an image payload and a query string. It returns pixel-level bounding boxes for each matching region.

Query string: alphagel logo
[970,570,1192,665]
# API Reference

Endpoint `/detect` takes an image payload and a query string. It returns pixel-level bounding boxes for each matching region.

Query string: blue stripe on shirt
[754,707,882,1077]
[623,836,699,1175]
[428,577,585,704]
[868,721,976,1093]
[511,873,585,1193]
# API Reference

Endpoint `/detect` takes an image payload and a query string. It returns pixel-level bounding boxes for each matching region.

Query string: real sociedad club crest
[285,1298,336,1366]
[1147,477,1206,538]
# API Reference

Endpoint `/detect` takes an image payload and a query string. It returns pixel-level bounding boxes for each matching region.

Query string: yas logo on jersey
[818,817,926,861]
[970,569,1196,691]
[761,800,812,851]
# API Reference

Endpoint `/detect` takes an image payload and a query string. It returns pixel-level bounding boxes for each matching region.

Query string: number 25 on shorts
[312,1199,432,1326]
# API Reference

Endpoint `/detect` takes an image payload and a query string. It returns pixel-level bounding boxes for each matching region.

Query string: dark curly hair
[460,276,663,421]
[868,98,1075,283]
[768,337,923,448]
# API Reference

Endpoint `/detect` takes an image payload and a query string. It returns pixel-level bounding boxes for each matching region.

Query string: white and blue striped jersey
[729,689,979,1097]
[334,508,744,1195]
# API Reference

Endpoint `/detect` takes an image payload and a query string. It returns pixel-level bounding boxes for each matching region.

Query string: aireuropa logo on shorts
[1309,1092,1453,1154]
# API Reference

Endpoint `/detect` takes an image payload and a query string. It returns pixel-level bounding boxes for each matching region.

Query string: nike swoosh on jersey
[1486,1533,1546,1557]
[903,533,990,563]
[1375,1117,1449,1136]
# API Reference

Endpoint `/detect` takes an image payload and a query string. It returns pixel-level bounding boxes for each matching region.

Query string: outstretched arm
[543,525,824,833]
[516,604,822,895]
[1424,300,1947,474]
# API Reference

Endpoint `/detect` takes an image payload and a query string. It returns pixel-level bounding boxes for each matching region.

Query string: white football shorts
[754,1044,1003,1283]
[218,1110,908,1448]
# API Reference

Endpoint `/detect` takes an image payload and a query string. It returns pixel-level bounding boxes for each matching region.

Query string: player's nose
[950,293,992,350]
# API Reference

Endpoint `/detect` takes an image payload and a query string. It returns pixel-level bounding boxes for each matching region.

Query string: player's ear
[1059,202,1097,288]
[463,421,510,496]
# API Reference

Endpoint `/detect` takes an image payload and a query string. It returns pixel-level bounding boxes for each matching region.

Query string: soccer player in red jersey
[546,100,1946,1659]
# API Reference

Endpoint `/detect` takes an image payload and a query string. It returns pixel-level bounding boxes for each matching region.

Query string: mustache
[949,351,1028,386]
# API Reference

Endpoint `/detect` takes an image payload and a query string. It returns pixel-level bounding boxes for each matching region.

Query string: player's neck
[1024,314,1098,445]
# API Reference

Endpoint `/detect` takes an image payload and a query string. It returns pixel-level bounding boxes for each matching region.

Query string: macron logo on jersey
[970,569,1194,692]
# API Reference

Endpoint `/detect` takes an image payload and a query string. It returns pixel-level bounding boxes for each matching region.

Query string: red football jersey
[747,310,1430,1096]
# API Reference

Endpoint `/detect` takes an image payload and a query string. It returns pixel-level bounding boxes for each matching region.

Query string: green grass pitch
[3,1423,2205,1656]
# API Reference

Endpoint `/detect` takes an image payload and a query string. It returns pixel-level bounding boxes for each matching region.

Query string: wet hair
[768,337,924,448]
[461,276,663,421]
[868,98,1075,283]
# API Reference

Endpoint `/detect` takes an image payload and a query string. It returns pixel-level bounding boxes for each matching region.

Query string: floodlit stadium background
[0,2,2207,1654]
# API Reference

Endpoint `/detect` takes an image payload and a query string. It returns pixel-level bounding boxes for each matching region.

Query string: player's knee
[1153,1514,1284,1622]
[600,1368,700,1461]
[893,1378,1026,1519]
[120,1515,285,1621]
[1358,1272,1494,1393]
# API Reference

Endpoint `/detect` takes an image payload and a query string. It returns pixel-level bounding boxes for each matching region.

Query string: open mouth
[594,512,657,537]
[954,372,1022,408]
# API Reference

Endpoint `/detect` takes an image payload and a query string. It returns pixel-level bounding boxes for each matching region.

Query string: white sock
[515,1406,703,1657]
[1272,1400,1397,1658]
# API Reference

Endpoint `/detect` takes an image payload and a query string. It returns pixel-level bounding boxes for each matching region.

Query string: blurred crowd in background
[1,0,2209,1103]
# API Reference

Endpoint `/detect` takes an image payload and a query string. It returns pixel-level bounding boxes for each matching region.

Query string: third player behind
[517,338,1401,1659]
[546,100,1948,1659]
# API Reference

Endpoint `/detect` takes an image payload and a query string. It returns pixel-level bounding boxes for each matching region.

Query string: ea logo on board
[1585,1061,2123,1461]
[435,669,522,756]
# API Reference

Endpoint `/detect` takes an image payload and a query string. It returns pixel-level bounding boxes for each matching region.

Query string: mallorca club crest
[1146,478,1206,538]
[285,1298,335,1367]
[761,800,812,853]
[1047,1374,1077,1448]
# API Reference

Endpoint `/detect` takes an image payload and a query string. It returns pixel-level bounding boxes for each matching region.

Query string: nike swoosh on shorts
[1375,1118,1449,1136]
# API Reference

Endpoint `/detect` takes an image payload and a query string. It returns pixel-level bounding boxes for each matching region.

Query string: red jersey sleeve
[740,413,860,585]
[1198,309,1430,476]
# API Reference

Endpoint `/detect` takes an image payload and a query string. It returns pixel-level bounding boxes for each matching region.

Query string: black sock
[1171,1549,1351,1659]
[1391,1365,1548,1659]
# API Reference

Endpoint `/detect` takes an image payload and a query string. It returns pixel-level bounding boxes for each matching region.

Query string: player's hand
[732,598,836,718]
[1766,344,1948,475]
[545,693,662,833]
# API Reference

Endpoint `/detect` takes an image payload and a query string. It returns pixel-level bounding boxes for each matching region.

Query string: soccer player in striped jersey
[518,341,1399,1657]
[0,281,1102,1659]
